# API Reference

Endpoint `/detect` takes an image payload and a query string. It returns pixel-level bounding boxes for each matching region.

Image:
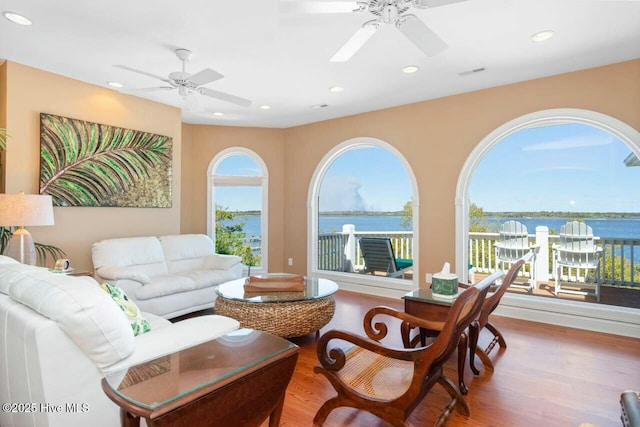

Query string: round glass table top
[216,275,338,303]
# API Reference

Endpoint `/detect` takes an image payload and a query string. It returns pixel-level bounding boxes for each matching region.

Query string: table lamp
[0,192,55,265]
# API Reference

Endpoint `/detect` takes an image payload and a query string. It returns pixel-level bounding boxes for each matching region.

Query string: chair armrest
[316,328,419,372]
[96,266,150,285]
[203,254,242,270]
[363,306,446,340]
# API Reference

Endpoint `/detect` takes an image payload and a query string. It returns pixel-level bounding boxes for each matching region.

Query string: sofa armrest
[96,266,151,285]
[203,254,242,270]
[101,315,240,374]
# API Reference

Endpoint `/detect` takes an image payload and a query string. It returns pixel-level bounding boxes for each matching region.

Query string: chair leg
[485,322,507,349]
[313,397,341,426]
[468,324,480,376]
[437,375,470,417]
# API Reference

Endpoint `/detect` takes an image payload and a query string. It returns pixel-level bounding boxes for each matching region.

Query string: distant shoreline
[237,210,640,219]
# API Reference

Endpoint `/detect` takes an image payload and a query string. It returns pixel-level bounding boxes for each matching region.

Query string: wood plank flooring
[259,290,640,427]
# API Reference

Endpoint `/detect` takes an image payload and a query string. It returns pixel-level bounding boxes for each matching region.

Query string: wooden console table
[102,329,299,427]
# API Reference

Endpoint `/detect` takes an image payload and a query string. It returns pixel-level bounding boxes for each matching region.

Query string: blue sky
[215,124,639,213]
[470,123,640,213]
[319,147,412,212]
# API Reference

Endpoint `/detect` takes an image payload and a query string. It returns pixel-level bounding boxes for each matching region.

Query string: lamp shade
[0,193,55,227]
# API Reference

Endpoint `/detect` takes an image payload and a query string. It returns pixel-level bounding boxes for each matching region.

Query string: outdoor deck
[316,225,640,310]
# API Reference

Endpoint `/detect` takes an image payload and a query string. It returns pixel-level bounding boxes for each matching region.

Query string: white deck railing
[317,224,640,287]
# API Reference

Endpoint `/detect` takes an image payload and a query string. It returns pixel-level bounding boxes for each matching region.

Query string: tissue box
[432,272,458,296]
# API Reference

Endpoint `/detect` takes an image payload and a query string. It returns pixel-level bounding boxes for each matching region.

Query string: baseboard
[337,280,640,339]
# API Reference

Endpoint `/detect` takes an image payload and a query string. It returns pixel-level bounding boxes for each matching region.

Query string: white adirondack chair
[552,221,603,301]
[494,220,539,293]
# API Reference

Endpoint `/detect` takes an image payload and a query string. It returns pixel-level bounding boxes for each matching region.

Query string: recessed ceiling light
[107,81,123,88]
[531,30,554,42]
[402,65,419,74]
[213,112,224,117]
[329,86,344,93]
[312,104,329,110]
[2,11,32,26]
[259,105,271,110]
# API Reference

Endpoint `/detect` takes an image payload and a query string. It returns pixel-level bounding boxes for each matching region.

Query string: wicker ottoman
[215,276,339,338]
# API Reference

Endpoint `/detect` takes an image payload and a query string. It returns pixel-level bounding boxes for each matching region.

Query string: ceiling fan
[281,0,467,62]
[114,49,251,107]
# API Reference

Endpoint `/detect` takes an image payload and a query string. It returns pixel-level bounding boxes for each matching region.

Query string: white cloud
[523,134,614,151]
[319,175,369,211]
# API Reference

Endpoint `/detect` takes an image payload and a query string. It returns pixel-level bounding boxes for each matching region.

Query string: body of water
[231,214,640,239]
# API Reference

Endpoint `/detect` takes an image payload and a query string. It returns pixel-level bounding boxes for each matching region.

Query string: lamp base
[6,227,37,265]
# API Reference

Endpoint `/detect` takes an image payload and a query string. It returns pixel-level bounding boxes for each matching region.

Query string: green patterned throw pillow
[100,283,151,336]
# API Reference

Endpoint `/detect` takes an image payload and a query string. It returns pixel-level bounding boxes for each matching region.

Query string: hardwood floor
[259,290,640,427]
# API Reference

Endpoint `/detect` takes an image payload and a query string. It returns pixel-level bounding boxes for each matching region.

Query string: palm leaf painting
[39,114,172,207]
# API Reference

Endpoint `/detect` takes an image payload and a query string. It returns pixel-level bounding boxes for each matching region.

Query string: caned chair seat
[338,346,413,400]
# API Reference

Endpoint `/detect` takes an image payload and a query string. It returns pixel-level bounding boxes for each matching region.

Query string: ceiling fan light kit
[301,0,464,62]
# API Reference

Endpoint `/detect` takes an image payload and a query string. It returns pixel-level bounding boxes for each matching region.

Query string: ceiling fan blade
[412,0,469,8]
[279,0,362,14]
[198,88,252,107]
[396,14,447,57]
[187,68,224,86]
[121,86,175,93]
[330,21,380,62]
[113,65,172,83]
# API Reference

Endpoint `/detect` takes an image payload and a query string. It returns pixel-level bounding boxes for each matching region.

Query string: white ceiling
[1,0,639,128]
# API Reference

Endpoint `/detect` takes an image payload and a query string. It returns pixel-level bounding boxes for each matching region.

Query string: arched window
[208,148,268,274]
[308,137,419,292]
[455,109,640,334]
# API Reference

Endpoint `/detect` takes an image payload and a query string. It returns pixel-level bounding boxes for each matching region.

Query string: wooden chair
[358,237,413,278]
[552,221,603,301]
[313,278,493,427]
[494,220,539,293]
[468,256,527,374]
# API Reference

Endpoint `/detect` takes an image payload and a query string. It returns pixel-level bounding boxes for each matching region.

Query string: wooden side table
[102,329,299,427]
[401,287,473,395]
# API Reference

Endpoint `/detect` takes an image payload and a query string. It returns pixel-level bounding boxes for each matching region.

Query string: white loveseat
[0,256,240,427]
[92,234,243,319]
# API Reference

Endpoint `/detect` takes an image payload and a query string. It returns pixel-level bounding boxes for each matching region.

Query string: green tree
[469,203,492,232]
[215,205,261,269]
[400,200,412,230]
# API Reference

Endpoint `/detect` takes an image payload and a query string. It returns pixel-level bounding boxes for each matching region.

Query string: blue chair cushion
[395,258,413,270]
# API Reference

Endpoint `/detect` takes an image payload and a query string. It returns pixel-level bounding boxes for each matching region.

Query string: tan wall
[282,59,640,278]
[3,61,182,271]
[180,124,286,272]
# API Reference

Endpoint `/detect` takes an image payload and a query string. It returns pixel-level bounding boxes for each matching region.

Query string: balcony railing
[469,228,640,287]
[316,224,640,289]
[318,224,413,273]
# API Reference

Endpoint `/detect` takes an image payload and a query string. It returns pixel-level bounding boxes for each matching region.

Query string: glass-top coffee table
[101,329,299,427]
[215,275,338,338]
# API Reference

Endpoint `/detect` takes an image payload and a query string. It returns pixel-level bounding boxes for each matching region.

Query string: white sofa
[92,234,243,319]
[0,256,240,427]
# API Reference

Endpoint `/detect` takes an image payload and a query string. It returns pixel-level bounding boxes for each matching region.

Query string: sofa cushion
[160,234,215,273]
[92,236,168,277]
[134,275,196,300]
[100,283,151,336]
[0,261,41,295]
[7,269,135,369]
[184,269,238,290]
